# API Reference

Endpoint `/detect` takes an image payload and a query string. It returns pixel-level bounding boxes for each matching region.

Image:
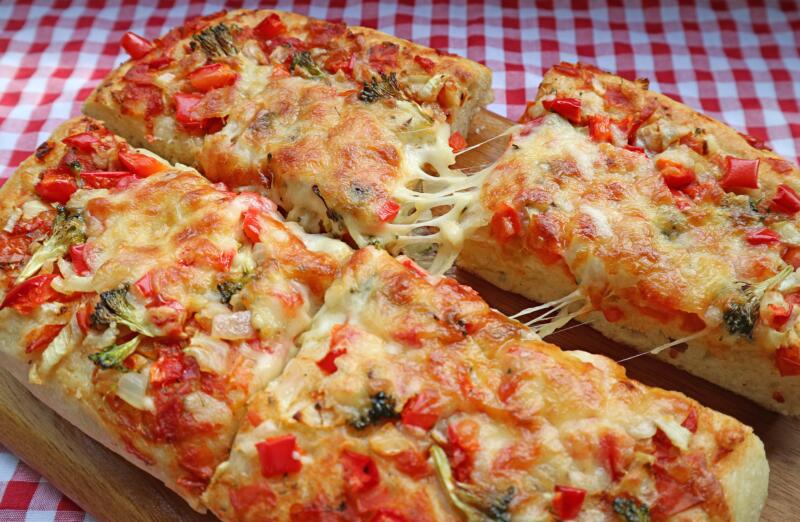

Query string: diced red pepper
[599,433,624,482]
[173,92,205,132]
[588,115,613,143]
[414,55,436,73]
[720,156,759,190]
[25,324,64,354]
[766,303,793,330]
[256,434,302,477]
[187,63,238,92]
[782,246,800,269]
[134,271,157,300]
[62,132,101,153]
[552,485,586,520]
[254,13,286,40]
[771,184,800,215]
[121,31,155,59]
[118,149,166,177]
[69,244,91,276]
[745,228,780,246]
[76,303,92,334]
[341,449,380,494]
[680,408,698,433]
[448,131,468,153]
[776,347,800,376]
[316,344,346,374]
[624,144,645,154]
[81,171,136,190]
[391,449,430,479]
[324,50,355,76]
[376,199,400,223]
[1,274,61,314]
[400,390,440,430]
[35,171,77,204]
[541,97,582,124]
[490,203,522,244]
[242,207,262,243]
[656,159,696,190]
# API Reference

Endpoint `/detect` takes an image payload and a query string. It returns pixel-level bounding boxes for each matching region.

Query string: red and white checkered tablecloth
[0,0,798,518]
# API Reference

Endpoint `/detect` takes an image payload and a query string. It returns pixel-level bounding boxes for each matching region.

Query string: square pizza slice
[84,9,494,273]
[205,247,768,521]
[457,62,800,414]
[0,117,350,508]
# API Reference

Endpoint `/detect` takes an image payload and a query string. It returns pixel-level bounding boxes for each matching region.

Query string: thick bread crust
[714,422,769,522]
[0,349,206,512]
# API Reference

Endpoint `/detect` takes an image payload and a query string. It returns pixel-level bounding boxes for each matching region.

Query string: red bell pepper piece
[62,132,101,153]
[624,144,645,154]
[254,13,286,40]
[173,92,205,132]
[771,184,800,215]
[681,408,699,433]
[490,203,522,244]
[376,199,400,223]
[118,149,166,177]
[414,55,436,73]
[81,171,136,190]
[766,303,793,330]
[448,131,468,153]
[400,390,440,430]
[133,271,157,300]
[720,157,759,190]
[69,244,91,275]
[542,97,582,124]
[324,50,356,76]
[35,171,77,204]
[187,63,238,92]
[256,434,302,477]
[242,208,263,243]
[745,228,780,246]
[588,115,613,143]
[341,449,380,494]
[121,31,155,59]
[656,159,696,190]
[1,274,61,314]
[552,485,586,520]
[25,324,64,354]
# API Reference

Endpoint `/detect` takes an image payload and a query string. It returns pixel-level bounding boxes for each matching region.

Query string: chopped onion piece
[212,310,255,340]
[184,332,230,374]
[117,370,155,412]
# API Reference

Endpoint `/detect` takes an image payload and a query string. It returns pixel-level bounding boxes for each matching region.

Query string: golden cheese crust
[84,9,492,267]
[458,62,800,414]
[205,247,768,521]
[0,117,350,507]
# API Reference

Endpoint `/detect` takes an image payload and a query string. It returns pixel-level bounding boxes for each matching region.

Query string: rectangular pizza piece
[0,117,351,508]
[84,9,494,272]
[205,247,768,521]
[457,62,800,414]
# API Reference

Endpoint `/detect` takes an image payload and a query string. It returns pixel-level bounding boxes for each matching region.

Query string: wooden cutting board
[0,109,796,521]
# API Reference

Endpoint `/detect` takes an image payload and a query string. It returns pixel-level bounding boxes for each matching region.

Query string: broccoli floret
[289,51,325,78]
[723,266,792,339]
[217,280,243,304]
[359,73,401,103]
[15,206,85,284]
[191,23,238,58]
[612,497,650,522]
[486,488,514,522]
[90,284,158,337]
[88,336,141,371]
[350,391,399,430]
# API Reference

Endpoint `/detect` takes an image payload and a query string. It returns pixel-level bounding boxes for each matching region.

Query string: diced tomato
[588,115,613,143]
[541,97,581,124]
[341,449,380,494]
[448,131,468,153]
[782,246,800,269]
[414,55,436,73]
[121,31,155,59]
[745,227,780,246]
[25,324,64,354]
[552,485,586,520]
[776,346,800,376]
[324,50,355,76]
[490,203,522,244]
[1,274,61,314]
[118,149,166,177]
[150,354,185,388]
[447,419,480,482]
[720,156,759,190]
[187,63,238,92]
[81,171,136,189]
[35,171,77,204]
[254,13,286,40]
[770,184,800,215]
[376,199,400,223]
[173,92,205,132]
[656,158,696,190]
[766,303,793,330]
[681,408,698,433]
[62,132,100,153]
[391,449,430,479]
[69,244,91,275]
[256,435,302,477]
[134,271,157,300]
[400,391,440,430]
[242,207,263,243]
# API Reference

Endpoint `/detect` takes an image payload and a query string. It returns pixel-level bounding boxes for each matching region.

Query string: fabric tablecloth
[0,0,798,519]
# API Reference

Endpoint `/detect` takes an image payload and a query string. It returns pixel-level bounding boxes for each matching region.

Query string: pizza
[84,9,494,273]
[457,62,800,414]
[204,247,768,521]
[0,117,350,507]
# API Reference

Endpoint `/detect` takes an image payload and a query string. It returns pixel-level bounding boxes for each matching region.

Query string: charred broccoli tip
[88,336,141,371]
[15,206,85,284]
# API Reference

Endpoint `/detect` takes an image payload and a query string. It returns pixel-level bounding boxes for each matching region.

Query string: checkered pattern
[0,0,798,517]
